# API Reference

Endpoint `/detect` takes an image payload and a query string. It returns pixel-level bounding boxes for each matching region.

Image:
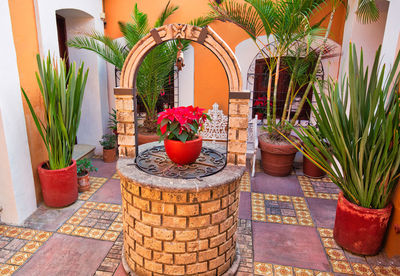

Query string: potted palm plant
[22,54,88,208]
[157,106,210,165]
[68,2,213,144]
[99,134,117,163]
[77,158,98,192]
[284,44,400,255]
[210,0,342,176]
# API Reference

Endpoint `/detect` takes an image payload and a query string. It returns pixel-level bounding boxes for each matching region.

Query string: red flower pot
[334,192,393,255]
[38,160,78,208]
[255,112,264,120]
[164,136,203,165]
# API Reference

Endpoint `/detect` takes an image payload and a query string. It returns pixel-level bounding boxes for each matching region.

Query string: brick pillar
[115,94,135,157]
[227,98,250,166]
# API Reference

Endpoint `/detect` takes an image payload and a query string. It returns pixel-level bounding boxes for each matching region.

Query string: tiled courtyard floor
[0,158,400,275]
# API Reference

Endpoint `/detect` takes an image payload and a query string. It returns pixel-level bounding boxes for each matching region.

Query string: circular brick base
[121,247,241,276]
[117,156,245,276]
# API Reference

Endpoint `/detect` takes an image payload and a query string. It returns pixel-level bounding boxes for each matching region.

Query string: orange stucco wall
[8,0,46,203]
[104,0,346,114]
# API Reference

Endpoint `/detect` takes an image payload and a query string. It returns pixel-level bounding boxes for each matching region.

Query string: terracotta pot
[164,136,203,165]
[37,160,78,208]
[303,155,326,178]
[103,147,117,163]
[334,192,393,255]
[138,132,159,145]
[258,136,298,176]
[78,173,90,192]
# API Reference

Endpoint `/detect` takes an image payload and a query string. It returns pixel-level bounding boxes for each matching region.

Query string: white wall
[340,0,389,78]
[34,0,108,154]
[0,1,37,224]
[381,0,400,74]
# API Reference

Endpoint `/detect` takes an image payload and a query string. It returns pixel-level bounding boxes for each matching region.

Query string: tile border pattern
[0,226,52,275]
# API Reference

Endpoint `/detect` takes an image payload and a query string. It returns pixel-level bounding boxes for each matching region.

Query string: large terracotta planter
[334,192,393,255]
[103,147,117,163]
[38,160,78,208]
[164,136,202,165]
[77,173,90,192]
[138,132,159,145]
[258,136,298,176]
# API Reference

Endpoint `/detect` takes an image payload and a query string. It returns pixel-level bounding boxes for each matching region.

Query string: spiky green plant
[210,0,342,141]
[22,54,88,170]
[68,2,213,132]
[283,44,400,209]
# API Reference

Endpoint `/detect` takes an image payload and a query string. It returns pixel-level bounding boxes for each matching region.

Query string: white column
[179,44,195,107]
[381,0,400,72]
[339,0,390,77]
[0,1,37,224]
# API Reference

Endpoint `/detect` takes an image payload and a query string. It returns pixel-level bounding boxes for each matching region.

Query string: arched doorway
[114,24,249,166]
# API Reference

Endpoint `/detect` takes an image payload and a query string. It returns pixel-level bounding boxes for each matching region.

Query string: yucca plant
[285,44,400,209]
[210,0,342,141]
[22,54,88,170]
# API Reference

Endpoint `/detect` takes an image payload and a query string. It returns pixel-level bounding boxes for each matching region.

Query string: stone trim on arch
[114,23,249,166]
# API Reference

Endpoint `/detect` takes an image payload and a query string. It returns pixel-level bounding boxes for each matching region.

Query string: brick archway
[114,24,249,166]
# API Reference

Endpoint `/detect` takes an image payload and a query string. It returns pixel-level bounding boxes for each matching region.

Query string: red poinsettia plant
[157,106,211,143]
[253,96,269,115]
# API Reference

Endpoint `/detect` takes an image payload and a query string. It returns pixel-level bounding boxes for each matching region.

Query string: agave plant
[210,0,342,141]
[285,44,400,209]
[68,2,213,132]
[22,54,88,170]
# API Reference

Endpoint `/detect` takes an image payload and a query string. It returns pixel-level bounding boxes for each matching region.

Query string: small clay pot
[258,136,298,177]
[303,155,326,178]
[334,192,393,255]
[77,173,90,192]
[103,147,117,163]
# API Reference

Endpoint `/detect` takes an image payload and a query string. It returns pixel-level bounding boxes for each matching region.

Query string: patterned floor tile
[0,226,49,274]
[78,177,108,201]
[57,202,122,241]
[293,267,313,275]
[297,176,339,200]
[254,262,273,275]
[111,173,120,179]
[351,263,374,275]
[273,264,293,276]
[240,171,251,192]
[251,193,314,226]
[7,252,31,266]
[0,264,18,276]
[330,260,353,274]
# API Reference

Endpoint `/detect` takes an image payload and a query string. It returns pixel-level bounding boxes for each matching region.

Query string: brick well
[117,157,244,276]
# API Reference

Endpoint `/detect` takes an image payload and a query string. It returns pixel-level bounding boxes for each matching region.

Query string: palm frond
[356,0,379,24]
[210,0,264,40]
[67,31,127,70]
[155,0,179,27]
